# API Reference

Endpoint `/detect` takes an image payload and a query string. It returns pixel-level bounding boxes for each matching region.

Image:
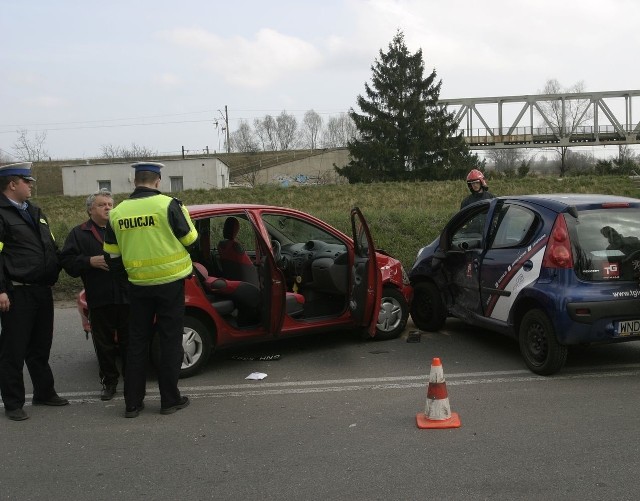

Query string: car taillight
[542,214,573,269]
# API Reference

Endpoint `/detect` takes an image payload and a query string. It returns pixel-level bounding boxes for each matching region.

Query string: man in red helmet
[460,169,495,209]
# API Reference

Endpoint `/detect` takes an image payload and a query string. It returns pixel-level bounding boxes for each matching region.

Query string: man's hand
[89,255,109,271]
[0,292,10,312]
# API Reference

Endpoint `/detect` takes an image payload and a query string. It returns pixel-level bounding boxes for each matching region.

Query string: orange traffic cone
[416,357,461,429]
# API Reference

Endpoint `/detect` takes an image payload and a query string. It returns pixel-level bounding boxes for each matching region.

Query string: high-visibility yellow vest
[107,194,197,285]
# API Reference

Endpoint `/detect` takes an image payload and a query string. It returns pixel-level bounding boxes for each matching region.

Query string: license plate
[616,319,640,337]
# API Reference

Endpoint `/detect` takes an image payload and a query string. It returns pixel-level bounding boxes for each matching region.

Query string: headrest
[223,217,240,240]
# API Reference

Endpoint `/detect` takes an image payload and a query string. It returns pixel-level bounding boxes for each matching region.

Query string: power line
[0,118,214,134]
[0,108,352,132]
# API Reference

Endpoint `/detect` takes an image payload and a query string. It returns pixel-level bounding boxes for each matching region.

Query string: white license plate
[616,319,640,337]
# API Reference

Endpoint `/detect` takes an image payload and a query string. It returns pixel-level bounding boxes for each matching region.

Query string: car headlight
[401,265,410,285]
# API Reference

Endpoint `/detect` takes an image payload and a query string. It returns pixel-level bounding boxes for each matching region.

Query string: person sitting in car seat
[461,169,495,209]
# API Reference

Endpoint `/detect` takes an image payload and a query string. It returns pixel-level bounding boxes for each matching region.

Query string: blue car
[409,194,640,375]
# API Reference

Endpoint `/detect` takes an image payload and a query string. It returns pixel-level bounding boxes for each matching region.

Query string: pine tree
[337,31,481,183]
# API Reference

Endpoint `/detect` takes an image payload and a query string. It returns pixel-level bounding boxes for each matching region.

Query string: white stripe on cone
[426,397,452,420]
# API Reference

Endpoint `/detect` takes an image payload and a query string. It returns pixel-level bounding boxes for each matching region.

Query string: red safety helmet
[466,169,488,188]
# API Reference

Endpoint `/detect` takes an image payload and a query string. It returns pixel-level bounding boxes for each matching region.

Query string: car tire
[374,286,409,340]
[151,315,213,379]
[519,309,567,376]
[410,282,446,332]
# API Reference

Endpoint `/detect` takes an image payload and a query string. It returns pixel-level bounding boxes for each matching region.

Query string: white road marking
[15,363,640,405]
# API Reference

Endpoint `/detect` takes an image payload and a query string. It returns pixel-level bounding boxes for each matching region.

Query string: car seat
[217,217,260,287]
[193,262,305,319]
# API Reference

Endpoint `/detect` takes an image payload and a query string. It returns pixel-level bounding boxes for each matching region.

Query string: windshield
[261,214,345,247]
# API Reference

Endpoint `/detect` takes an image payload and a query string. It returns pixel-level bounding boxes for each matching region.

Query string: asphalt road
[1,304,639,501]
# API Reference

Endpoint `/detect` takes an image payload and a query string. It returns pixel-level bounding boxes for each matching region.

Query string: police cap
[131,161,164,176]
[0,162,36,182]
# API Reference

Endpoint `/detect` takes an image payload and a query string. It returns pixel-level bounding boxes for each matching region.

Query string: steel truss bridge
[441,90,640,150]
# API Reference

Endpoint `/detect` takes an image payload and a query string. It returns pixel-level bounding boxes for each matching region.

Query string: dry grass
[40,175,639,301]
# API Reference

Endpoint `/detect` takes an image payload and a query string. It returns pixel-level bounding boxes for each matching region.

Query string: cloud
[22,96,67,108]
[163,27,323,88]
[154,73,182,88]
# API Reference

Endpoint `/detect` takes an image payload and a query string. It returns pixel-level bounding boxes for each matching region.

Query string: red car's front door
[245,210,286,336]
[350,207,382,336]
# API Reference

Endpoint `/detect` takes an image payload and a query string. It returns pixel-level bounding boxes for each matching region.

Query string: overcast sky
[1,0,639,161]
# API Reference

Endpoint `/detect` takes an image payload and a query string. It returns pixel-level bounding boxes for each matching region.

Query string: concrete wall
[254,148,350,185]
[62,158,230,196]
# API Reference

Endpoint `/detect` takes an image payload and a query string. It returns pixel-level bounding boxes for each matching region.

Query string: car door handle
[523,260,533,272]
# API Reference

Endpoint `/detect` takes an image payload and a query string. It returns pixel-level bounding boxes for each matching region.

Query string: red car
[77,204,413,377]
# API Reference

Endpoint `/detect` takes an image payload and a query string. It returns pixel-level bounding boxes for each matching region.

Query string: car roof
[187,203,293,217]
[497,193,640,212]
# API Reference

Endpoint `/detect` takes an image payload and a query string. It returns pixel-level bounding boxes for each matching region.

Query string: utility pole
[224,105,230,154]
[214,106,231,154]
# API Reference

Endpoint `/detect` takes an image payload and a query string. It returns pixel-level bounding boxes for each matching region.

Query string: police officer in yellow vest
[104,162,198,418]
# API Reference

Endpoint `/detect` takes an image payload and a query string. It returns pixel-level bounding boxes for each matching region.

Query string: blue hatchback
[409,194,640,375]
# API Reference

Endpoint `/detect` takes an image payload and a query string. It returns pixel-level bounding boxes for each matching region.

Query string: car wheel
[519,309,567,375]
[151,315,213,379]
[410,282,446,332]
[374,286,409,340]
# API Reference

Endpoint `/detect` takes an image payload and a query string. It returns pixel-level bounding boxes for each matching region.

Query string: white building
[61,158,230,196]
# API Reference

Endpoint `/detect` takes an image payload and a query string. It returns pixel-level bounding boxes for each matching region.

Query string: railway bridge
[441,90,640,150]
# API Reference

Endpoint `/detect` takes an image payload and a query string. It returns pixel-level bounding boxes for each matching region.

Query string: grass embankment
[39,175,639,302]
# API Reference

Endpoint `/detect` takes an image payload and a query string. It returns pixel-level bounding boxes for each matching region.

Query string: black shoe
[5,408,29,421]
[32,394,69,406]
[124,402,145,418]
[100,385,117,401]
[160,396,190,415]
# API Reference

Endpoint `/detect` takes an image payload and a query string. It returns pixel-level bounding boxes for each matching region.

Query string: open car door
[245,210,286,336]
[349,207,382,336]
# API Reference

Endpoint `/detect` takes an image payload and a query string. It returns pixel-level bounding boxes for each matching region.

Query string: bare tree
[13,129,49,161]
[276,111,298,151]
[0,148,14,164]
[100,143,157,161]
[230,121,259,153]
[537,79,593,177]
[487,148,526,173]
[300,110,323,150]
[322,113,358,148]
[253,115,278,151]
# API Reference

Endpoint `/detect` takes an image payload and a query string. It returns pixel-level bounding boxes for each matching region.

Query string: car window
[450,206,489,250]
[569,208,640,281]
[262,214,344,246]
[489,204,537,249]
[210,214,256,253]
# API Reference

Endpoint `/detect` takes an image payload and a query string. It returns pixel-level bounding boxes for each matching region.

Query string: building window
[98,180,111,191]
[170,176,183,192]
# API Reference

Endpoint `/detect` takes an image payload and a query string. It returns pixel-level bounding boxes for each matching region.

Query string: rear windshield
[568,208,640,282]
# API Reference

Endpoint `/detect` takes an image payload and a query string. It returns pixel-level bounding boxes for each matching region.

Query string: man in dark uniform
[460,169,495,209]
[60,189,129,401]
[0,162,68,421]
[104,162,198,418]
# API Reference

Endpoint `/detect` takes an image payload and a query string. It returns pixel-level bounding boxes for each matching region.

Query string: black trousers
[89,304,130,387]
[124,280,184,409]
[0,285,56,411]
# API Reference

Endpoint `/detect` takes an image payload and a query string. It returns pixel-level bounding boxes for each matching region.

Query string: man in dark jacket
[0,162,68,421]
[60,189,129,401]
[460,169,495,209]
